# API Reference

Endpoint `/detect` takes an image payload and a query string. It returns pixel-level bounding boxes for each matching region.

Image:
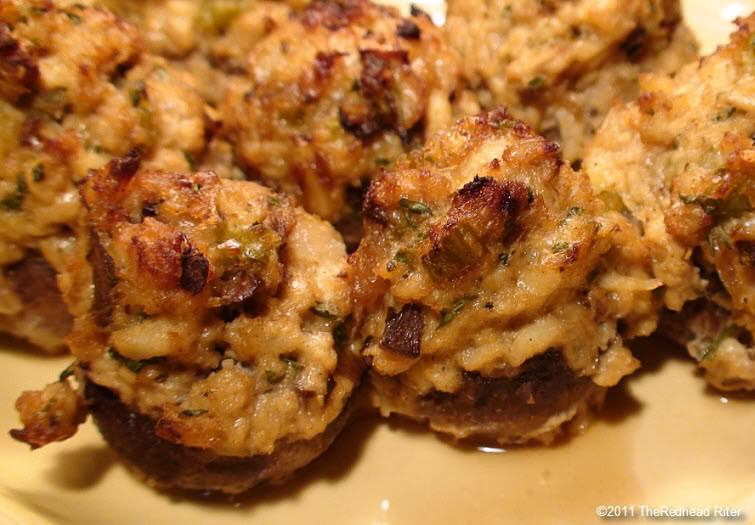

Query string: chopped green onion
[180,409,208,417]
[700,325,739,361]
[399,198,433,215]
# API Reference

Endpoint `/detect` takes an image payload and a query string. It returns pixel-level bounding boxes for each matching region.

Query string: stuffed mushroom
[12,153,363,494]
[584,14,755,391]
[0,0,208,350]
[350,110,658,444]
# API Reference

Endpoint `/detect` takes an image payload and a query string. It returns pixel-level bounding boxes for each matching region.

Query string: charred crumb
[409,5,431,20]
[179,244,209,295]
[109,149,141,179]
[380,303,423,358]
[362,189,390,225]
[396,19,421,39]
[300,0,364,31]
[313,51,346,80]
[620,27,648,61]
[89,231,116,327]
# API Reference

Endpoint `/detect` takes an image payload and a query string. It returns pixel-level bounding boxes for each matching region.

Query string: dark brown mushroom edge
[350,110,660,445]
[11,153,363,495]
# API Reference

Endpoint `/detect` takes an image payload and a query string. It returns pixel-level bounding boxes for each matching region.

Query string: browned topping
[379,303,424,358]
[212,271,261,306]
[313,51,346,80]
[396,19,421,40]
[0,23,40,102]
[339,100,382,140]
[179,243,210,295]
[10,380,87,450]
[409,5,431,20]
[300,0,365,31]
[89,231,116,327]
[736,241,755,266]
[109,149,141,179]
[362,184,391,225]
[619,27,649,61]
[423,177,530,281]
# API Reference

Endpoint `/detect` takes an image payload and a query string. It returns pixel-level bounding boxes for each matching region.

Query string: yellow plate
[2,1,755,524]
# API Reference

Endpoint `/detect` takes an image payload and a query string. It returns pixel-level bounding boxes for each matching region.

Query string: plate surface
[2,1,755,524]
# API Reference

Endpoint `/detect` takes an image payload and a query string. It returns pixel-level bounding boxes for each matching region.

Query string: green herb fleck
[180,409,208,417]
[700,325,739,361]
[59,367,75,381]
[399,198,433,215]
[440,295,478,328]
[265,370,285,383]
[280,356,304,371]
[679,194,721,215]
[713,107,736,122]
[394,250,413,265]
[498,251,512,266]
[32,164,45,182]
[64,11,81,23]
[183,151,196,171]
[192,182,202,193]
[311,303,338,320]
[707,225,731,252]
[559,206,583,225]
[332,321,348,347]
[129,82,145,106]
[527,76,545,89]
[375,158,391,166]
[551,241,571,254]
[1,175,28,211]
[108,348,164,374]
[598,190,628,214]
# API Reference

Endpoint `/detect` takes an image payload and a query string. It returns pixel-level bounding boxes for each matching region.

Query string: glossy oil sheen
[1,2,755,524]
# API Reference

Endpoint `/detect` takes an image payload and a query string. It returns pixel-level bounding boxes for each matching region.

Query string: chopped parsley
[700,325,739,361]
[310,303,338,320]
[1,175,28,211]
[32,164,45,182]
[183,151,196,171]
[265,370,285,383]
[713,107,736,122]
[59,366,75,381]
[399,198,433,215]
[107,348,164,374]
[440,295,477,328]
[180,409,208,417]
[551,241,571,254]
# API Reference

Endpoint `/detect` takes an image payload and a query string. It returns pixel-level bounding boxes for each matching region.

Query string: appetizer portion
[221,0,460,229]
[0,0,208,350]
[351,110,657,444]
[444,0,698,163]
[95,0,297,105]
[584,14,755,391]
[13,154,363,494]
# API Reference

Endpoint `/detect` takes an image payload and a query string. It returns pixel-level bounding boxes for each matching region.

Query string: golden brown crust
[10,377,87,449]
[444,0,698,162]
[584,14,755,390]
[0,0,209,352]
[221,0,460,223]
[351,110,652,443]
[53,153,363,465]
[85,379,355,495]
